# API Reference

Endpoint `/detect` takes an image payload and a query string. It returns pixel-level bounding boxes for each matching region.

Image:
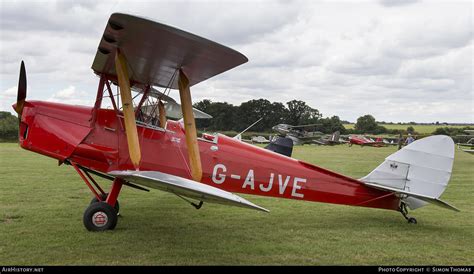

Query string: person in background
[398,133,403,150]
[405,133,415,145]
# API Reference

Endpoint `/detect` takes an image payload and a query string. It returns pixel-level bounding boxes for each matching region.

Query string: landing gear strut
[399,202,417,224]
[70,161,124,231]
[83,179,123,231]
[90,193,120,214]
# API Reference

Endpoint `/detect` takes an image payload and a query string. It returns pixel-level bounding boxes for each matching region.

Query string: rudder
[360,135,458,211]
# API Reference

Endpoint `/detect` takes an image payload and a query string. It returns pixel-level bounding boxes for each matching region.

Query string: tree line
[0,98,472,142]
[193,99,347,134]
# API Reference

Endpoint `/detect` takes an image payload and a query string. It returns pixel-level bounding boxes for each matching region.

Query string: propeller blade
[16,61,27,115]
[115,50,141,170]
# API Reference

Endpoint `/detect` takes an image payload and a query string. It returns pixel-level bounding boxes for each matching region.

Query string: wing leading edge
[109,170,269,212]
[92,13,248,89]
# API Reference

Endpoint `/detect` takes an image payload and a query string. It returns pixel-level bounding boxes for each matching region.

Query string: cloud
[378,0,419,7]
[0,0,472,123]
[47,86,93,106]
[0,86,18,114]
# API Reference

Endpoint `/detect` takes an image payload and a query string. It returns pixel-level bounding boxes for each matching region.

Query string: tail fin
[360,135,459,211]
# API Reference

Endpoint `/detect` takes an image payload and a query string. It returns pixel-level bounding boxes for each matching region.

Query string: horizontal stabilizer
[109,170,269,212]
[361,135,458,211]
[364,182,459,212]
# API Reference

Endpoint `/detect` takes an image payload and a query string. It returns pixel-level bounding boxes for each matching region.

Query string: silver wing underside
[109,170,269,212]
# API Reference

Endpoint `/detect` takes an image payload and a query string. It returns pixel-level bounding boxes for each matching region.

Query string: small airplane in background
[272,123,324,145]
[348,135,387,147]
[312,131,348,146]
[456,130,474,154]
[233,118,268,143]
[366,135,400,146]
[12,13,459,232]
[250,136,271,144]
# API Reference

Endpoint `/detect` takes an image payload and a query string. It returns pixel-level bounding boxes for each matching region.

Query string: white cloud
[0,0,472,123]
[0,86,18,114]
[47,85,93,106]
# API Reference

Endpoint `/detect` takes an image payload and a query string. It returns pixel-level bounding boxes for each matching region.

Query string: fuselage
[17,101,400,211]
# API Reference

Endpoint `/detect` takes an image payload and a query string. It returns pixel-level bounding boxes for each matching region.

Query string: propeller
[115,50,141,170]
[15,61,27,116]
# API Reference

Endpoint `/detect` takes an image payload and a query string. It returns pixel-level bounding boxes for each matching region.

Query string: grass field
[342,124,471,134]
[0,142,473,265]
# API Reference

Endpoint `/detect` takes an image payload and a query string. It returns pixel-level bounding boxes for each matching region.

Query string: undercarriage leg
[399,202,417,224]
[105,178,123,208]
[83,177,124,231]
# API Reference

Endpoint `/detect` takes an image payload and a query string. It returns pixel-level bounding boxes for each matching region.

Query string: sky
[0,0,472,123]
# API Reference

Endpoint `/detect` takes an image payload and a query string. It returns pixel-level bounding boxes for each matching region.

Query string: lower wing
[109,170,269,212]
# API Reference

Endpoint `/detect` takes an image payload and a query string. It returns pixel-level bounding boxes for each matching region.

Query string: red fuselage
[349,135,386,147]
[18,101,400,211]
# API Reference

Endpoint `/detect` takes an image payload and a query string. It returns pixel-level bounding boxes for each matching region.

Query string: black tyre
[408,217,417,224]
[90,193,120,213]
[83,202,118,231]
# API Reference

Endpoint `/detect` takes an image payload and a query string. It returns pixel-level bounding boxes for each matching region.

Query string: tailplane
[360,135,459,212]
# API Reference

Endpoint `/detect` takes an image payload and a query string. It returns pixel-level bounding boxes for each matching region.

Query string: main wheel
[407,217,417,224]
[90,193,120,213]
[83,202,118,231]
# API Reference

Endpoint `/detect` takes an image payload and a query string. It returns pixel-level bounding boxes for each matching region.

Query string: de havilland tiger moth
[12,13,459,231]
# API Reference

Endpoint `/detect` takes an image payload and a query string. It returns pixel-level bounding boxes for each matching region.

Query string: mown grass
[0,143,472,265]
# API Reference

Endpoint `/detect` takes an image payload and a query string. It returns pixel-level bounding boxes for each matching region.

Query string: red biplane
[349,135,387,147]
[13,13,458,231]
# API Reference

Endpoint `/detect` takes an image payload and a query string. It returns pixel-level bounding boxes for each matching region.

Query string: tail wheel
[90,193,120,214]
[83,202,118,231]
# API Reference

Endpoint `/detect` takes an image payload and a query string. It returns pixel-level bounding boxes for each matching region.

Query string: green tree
[234,99,289,132]
[354,114,378,133]
[317,115,346,134]
[193,100,237,130]
[285,100,321,125]
[0,111,18,141]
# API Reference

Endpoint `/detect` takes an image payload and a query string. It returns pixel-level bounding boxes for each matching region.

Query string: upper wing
[92,13,248,89]
[109,170,269,212]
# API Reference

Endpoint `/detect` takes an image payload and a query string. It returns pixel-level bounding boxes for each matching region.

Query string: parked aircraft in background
[272,123,324,145]
[457,130,474,154]
[234,118,263,143]
[313,131,348,146]
[251,136,270,144]
[349,135,387,147]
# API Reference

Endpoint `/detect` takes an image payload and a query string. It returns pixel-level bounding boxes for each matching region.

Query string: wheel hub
[92,211,108,227]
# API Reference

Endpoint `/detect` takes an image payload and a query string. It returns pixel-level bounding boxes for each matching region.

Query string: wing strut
[178,69,202,182]
[115,49,141,170]
[158,100,167,127]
